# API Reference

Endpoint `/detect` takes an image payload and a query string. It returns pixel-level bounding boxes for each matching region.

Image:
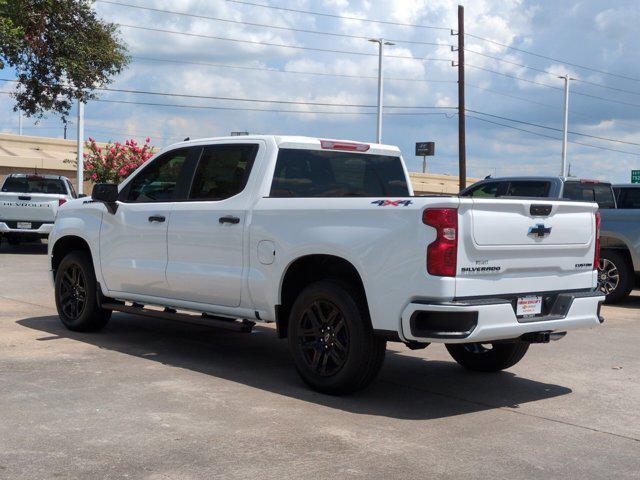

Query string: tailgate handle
[530,204,552,216]
[18,195,31,201]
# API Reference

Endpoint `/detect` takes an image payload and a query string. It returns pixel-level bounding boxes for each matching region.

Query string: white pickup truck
[1,173,76,245]
[48,136,604,394]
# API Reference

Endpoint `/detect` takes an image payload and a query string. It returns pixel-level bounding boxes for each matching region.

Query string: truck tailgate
[456,198,598,297]
[0,193,59,222]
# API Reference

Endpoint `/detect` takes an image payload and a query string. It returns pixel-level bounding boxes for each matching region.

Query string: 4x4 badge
[528,223,552,238]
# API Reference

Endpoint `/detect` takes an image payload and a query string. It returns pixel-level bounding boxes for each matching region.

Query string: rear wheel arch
[276,254,370,339]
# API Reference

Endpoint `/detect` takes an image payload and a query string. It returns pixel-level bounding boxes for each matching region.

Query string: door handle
[219,215,240,225]
[148,215,166,223]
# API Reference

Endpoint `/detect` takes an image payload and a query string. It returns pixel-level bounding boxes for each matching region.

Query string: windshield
[270,149,409,197]
[1,176,67,195]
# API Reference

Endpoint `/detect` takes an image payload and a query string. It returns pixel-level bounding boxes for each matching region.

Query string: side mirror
[78,193,87,198]
[92,183,118,203]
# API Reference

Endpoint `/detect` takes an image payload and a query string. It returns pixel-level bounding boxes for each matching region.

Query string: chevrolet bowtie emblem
[528,223,552,238]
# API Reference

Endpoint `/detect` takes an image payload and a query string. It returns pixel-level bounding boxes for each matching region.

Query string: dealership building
[0,133,475,195]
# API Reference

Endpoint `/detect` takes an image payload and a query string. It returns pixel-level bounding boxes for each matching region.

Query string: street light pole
[560,75,571,177]
[369,38,394,144]
[76,100,84,195]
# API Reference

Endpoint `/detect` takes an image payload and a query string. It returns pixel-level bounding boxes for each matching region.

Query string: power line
[0,77,454,109]
[224,0,450,31]
[467,64,562,90]
[96,85,456,110]
[467,109,640,147]
[467,64,640,108]
[466,49,640,98]
[117,24,452,62]
[98,0,451,47]
[465,31,640,84]
[94,97,456,116]
[132,56,457,84]
[467,114,640,157]
[466,82,640,130]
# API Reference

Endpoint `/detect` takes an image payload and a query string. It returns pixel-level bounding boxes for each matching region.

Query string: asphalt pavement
[1,241,639,479]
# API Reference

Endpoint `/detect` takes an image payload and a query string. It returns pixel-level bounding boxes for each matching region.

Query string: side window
[188,144,258,201]
[67,180,77,198]
[464,182,503,198]
[126,149,188,203]
[505,181,550,197]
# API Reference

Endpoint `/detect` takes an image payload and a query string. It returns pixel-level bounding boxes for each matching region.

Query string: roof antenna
[183,137,190,141]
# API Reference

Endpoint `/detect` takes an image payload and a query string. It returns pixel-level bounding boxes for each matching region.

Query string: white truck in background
[0,174,76,246]
[48,136,604,394]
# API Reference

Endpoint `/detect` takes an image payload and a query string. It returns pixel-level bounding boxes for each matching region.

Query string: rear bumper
[401,290,605,344]
[0,221,54,236]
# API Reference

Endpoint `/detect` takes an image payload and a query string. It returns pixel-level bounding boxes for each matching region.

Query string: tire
[445,342,529,372]
[287,280,386,395]
[599,249,634,304]
[54,250,111,332]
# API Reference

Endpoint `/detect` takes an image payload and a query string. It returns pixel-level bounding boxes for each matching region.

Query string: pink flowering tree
[83,137,155,184]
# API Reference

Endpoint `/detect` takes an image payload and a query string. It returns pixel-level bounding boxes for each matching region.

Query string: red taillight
[320,140,370,152]
[594,211,601,270]
[423,208,458,277]
[58,199,67,207]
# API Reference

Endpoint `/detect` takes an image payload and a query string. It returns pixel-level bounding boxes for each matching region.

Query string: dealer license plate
[516,296,542,317]
[17,222,32,229]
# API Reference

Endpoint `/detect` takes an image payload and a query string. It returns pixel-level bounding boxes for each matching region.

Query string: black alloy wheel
[59,263,88,320]
[287,280,386,395]
[446,341,529,372]
[297,299,350,377]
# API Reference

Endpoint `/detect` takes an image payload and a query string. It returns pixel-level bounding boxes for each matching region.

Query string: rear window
[270,149,409,197]
[562,182,616,209]
[616,188,640,209]
[1,176,66,194]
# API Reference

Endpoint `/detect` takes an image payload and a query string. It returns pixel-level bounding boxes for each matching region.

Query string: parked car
[0,173,76,246]
[461,176,638,303]
[48,137,604,394]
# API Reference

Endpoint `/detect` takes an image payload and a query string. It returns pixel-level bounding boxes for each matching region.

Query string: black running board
[101,302,255,333]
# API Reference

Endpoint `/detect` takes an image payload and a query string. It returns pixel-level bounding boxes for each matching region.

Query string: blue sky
[1,0,639,182]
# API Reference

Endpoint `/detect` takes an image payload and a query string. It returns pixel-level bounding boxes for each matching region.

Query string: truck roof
[472,176,611,185]
[6,173,69,180]
[165,135,402,156]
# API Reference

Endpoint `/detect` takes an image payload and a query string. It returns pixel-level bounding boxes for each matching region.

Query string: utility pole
[76,101,84,195]
[560,75,571,177]
[369,38,394,143]
[18,111,23,135]
[452,5,466,190]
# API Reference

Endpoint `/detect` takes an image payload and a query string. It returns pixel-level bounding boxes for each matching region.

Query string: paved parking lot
[1,241,639,479]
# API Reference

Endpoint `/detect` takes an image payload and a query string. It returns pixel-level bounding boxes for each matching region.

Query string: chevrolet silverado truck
[1,173,76,246]
[461,176,638,303]
[48,136,604,394]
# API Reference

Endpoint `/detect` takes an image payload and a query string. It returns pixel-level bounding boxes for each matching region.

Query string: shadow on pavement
[0,240,48,255]
[18,313,572,420]
[612,291,640,310]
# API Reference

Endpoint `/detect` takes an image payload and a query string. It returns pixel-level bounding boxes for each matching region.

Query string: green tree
[0,0,128,118]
